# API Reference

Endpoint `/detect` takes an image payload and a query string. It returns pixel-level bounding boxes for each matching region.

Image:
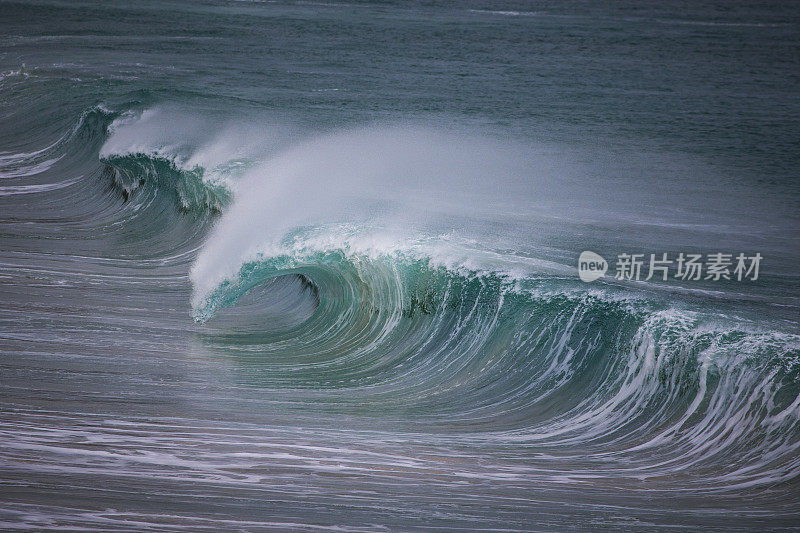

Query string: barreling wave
[191,227,800,489]
[178,119,800,493]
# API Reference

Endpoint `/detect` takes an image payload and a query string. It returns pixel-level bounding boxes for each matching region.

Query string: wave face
[2,0,800,530]
[185,119,800,507]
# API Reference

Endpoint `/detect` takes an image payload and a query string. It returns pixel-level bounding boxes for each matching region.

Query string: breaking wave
[175,109,800,491]
[7,103,800,498]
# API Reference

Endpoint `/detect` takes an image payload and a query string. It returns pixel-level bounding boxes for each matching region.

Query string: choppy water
[2,0,800,530]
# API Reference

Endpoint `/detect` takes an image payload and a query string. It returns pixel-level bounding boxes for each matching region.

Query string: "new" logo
[578,251,608,282]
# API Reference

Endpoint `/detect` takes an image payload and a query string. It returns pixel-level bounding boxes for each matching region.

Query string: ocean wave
[0,104,116,178]
[176,116,800,490]
[9,103,795,490]
[101,153,232,213]
[192,233,800,487]
[96,107,304,212]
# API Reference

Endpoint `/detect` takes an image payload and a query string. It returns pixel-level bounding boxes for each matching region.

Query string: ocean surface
[1,0,800,530]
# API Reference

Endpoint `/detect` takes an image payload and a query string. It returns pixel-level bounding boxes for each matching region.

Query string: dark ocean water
[1,0,800,530]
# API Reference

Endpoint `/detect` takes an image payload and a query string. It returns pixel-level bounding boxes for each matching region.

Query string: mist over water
[2,0,800,530]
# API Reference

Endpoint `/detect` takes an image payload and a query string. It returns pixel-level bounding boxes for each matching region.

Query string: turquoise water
[1,0,800,530]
